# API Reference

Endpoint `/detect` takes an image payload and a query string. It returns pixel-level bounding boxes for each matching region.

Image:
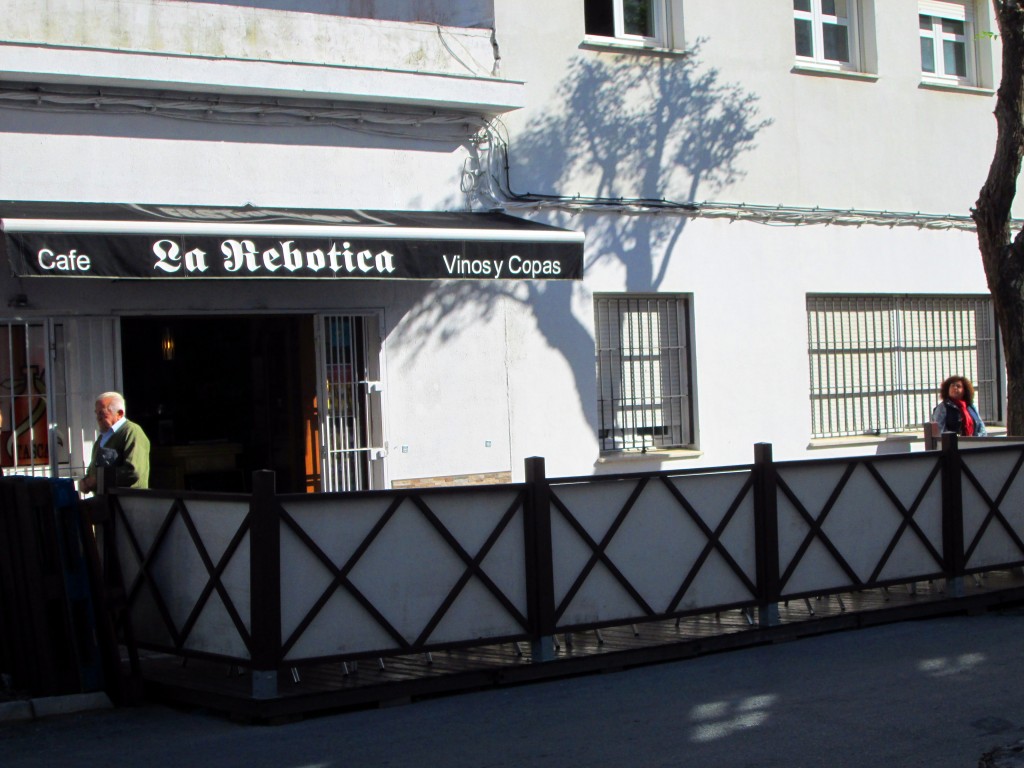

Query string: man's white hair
[96,391,126,413]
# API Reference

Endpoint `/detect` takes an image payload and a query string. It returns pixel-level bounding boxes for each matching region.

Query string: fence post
[95,465,115,494]
[940,433,965,598]
[92,466,115,564]
[753,443,780,627]
[524,456,556,662]
[249,470,281,699]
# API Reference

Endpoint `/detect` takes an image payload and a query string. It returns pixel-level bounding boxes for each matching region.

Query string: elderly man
[79,391,150,493]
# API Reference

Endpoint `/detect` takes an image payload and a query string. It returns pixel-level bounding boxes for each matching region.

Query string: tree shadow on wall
[408,42,773,435]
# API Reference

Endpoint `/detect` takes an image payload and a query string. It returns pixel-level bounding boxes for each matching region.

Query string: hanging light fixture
[161,326,175,361]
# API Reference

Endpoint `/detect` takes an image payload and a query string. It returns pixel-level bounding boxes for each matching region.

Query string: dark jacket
[931,400,987,437]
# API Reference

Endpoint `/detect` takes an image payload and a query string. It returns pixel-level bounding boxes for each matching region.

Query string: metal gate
[0,319,56,476]
[315,314,384,491]
[0,316,119,480]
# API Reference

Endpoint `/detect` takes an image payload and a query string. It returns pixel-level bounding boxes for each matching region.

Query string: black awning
[0,202,583,280]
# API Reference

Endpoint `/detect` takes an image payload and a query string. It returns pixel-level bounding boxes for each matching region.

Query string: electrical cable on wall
[474,120,1016,233]
[0,84,488,142]
[3,82,1015,232]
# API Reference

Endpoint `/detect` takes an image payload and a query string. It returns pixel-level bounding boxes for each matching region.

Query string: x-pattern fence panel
[548,469,757,631]
[102,441,1024,679]
[959,443,1024,572]
[774,453,944,600]
[111,492,253,661]
[277,486,531,662]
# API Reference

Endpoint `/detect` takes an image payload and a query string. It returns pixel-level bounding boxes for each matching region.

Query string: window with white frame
[793,0,860,70]
[807,295,1001,439]
[919,1,976,85]
[584,0,670,47]
[595,295,693,452]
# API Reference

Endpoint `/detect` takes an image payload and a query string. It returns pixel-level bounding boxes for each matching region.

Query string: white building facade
[0,0,1011,490]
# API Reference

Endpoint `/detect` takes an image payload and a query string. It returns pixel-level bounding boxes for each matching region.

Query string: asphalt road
[4,613,1024,767]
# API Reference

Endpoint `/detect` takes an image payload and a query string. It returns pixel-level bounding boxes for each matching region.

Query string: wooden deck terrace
[139,569,1024,722]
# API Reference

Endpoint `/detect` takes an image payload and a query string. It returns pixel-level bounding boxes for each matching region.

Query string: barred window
[807,295,1001,439]
[0,320,76,476]
[595,295,693,452]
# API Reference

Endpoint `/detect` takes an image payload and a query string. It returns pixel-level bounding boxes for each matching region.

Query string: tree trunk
[973,1,1024,434]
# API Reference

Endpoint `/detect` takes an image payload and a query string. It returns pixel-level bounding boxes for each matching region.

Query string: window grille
[595,295,692,452]
[0,320,69,476]
[316,314,385,492]
[807,295,1000,438]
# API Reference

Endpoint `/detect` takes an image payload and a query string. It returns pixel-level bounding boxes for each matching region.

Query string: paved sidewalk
[4,613,1024,767]
[0,691,111,724]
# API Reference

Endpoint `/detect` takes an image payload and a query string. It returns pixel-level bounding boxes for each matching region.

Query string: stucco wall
[0,1,1013,484]
[484,0,1007,473]
[2,0,497,76]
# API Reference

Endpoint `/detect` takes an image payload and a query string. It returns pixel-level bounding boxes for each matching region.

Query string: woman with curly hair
[931,375,987,437]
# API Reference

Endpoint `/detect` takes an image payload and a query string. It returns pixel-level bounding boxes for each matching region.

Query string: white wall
[1,0,497,77]
[383,281,517,481]
[482,0,1008,474]
[496,1,1003,217]
[0,0,1014,486]
[0,126,470,210]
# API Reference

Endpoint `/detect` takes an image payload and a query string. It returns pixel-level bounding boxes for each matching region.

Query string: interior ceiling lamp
[161,327,175,361]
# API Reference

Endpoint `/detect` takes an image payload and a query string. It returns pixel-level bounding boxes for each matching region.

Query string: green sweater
[86,418,151,489]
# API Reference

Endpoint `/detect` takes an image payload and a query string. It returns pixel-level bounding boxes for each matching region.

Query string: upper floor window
[919,1,976,85]
[793,0,861,71]
[584,0,669,48]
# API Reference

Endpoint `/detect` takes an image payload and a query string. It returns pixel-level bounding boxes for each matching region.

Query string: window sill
[808,432,921,450]
[580,38,689,57]
[918,79,994,96]
[808,426,1006,450]
[791,63,879,82]
[597,447,703,464]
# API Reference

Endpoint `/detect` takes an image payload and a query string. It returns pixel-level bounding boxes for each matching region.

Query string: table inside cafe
[149,442,244,492]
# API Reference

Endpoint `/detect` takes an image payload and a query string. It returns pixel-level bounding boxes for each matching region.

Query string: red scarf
[955,399,975,436]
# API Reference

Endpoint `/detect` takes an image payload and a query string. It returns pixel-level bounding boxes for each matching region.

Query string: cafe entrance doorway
[120,312,384,493]
[121,315,317,493]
